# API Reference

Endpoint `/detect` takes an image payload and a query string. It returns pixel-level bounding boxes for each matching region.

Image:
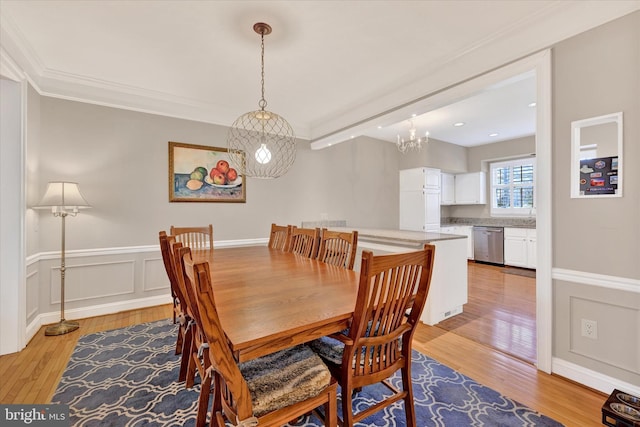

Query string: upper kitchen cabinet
[441,173,456,204]
[400,167,441,191]
[440,171,487,205]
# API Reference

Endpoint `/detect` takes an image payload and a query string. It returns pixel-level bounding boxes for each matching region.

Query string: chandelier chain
[259,32,267,110]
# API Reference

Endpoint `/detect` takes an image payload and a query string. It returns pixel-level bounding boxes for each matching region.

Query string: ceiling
[1,1,638,149]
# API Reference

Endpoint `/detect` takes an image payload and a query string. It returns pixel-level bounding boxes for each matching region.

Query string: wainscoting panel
[143,257,170,292]
[569,296,639,373]
[49,260,135,304]
[26,269,38,320]
[553,268,640,393]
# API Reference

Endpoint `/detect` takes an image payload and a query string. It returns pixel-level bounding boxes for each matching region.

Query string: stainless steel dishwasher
[473,226,504,265]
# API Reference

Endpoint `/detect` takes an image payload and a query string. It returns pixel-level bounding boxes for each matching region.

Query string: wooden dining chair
[267,223,292,251]
[310,244,436,427]
[317,228,359,270]
[173,243,213,427]
[170,224,213,250]
[288,226,320,259]
[158,231,189,367]
[181,248,338,427]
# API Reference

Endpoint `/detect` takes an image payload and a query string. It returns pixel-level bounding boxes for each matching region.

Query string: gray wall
[398,138,467,172]
[552,12,639,279]
[32,98,400,251]
[552,11,639,385]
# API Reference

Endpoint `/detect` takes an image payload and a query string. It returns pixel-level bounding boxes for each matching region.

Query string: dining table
[192,245,359,362]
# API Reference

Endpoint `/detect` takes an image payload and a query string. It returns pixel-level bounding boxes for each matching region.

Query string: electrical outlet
[581,319,598,339]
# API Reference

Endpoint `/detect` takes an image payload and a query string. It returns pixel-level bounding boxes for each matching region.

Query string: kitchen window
[490,157,536,217]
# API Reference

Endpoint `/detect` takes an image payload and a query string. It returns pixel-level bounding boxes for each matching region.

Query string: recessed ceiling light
[377,125,382,129]
[350,135,355,139]
[411,113,417,118]
[453,122,465,127]
[489,132,499,137]
[528,102,537,107]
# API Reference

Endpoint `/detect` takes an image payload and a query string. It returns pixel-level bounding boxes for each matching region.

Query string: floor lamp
[35,182,91,336]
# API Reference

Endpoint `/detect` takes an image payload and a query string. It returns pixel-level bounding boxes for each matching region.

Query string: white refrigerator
[399,167,441,232]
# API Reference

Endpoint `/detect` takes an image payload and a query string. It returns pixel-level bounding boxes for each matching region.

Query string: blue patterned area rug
[52,319,563,426]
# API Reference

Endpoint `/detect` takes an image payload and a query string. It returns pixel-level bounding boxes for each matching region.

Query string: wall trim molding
[553,357,640,397]
[28,238,268,263]
[553,268,640,293]
[25,294,172,344]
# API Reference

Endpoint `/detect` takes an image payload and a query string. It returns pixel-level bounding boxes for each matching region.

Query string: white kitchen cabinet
[400,189,440,232]
[441,173,455,205]
[399,168,441,232]
[504,228,536,269]
[454,172,486,204]
[400,167,440,191]
[439,171,486,205]
[440,225,474,259]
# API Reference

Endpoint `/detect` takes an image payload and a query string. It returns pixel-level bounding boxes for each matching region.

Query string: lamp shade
[34,182,91,210]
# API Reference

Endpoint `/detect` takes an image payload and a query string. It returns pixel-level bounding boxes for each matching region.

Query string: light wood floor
[0,305,606,426]
[438,261,537,364]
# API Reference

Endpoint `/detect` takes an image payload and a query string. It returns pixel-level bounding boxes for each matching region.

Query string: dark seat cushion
[238,344,331,417]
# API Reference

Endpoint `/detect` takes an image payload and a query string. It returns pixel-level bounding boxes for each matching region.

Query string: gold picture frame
[168,141,246,203]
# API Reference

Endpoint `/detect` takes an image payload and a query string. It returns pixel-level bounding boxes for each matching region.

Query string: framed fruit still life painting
[169,141,246,203]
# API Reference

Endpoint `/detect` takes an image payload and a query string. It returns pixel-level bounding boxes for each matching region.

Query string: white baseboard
[552,357,640,397]
[26,294,172,344]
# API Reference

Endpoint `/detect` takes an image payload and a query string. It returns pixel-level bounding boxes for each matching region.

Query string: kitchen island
[330,227,468,326]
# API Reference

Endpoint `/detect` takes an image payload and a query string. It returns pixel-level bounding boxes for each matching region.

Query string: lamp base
[45,319,80,336]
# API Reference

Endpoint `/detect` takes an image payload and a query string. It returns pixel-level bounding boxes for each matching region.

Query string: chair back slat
[288,226,320,259]
[268,223,292,251]
[317,229,359,270]
[181,248,254,421]
[170,224,213,250]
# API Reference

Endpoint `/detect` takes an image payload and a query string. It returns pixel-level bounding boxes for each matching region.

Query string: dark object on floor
[503,267,536,278]
[602,388,640,426]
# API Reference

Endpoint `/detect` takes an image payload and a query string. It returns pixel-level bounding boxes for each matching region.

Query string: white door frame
[372,50,554,372]
[0,49,28,355]
[440,50,553,372]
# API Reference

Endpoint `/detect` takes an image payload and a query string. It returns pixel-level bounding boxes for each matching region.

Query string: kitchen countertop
[441,217,536,229]
[441,223,536,229]
[329,227,466,247]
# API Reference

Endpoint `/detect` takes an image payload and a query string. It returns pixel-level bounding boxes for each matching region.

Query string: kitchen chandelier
[397,119,429,153]
[227,22,296,179]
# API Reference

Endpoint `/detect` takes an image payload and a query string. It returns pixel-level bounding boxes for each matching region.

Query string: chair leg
[175,326,183,355]
[178,326,193,382]
[341,384,354,427]
[185,340,198,388]
[325,383,338,427]
[196,371,212,427]
[401,365,416,427]
[210,374,223,427]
